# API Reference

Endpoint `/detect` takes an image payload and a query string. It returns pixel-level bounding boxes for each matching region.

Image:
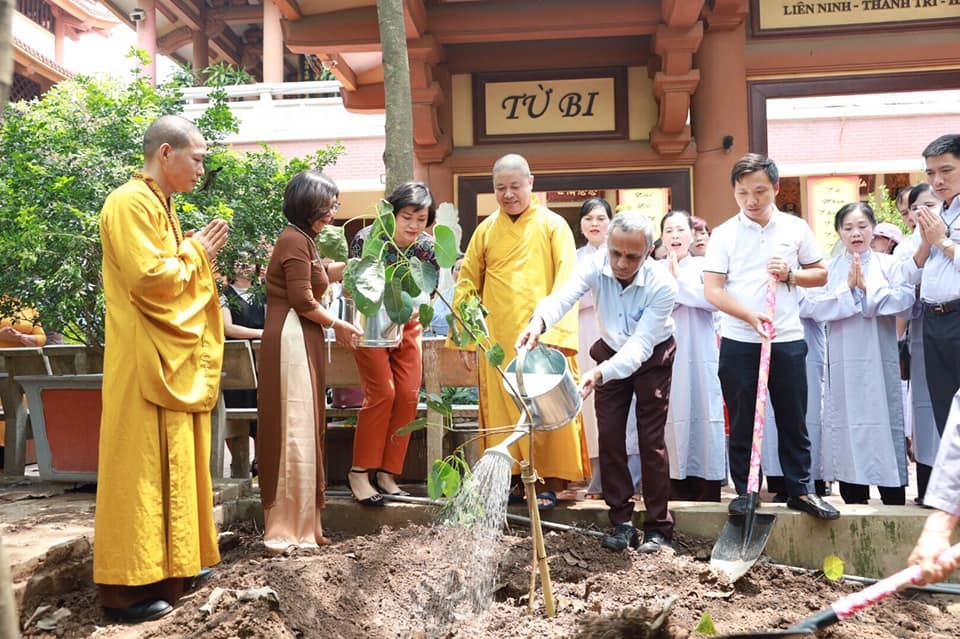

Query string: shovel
[711,275,778,582]
[717,543,960,637]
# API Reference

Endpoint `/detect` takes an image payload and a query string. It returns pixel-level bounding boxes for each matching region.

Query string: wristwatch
[941,238,955,250]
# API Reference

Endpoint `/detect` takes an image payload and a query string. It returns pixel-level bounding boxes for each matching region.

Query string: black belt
[924,299,960,315]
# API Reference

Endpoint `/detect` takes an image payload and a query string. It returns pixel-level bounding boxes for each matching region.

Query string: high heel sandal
[373,470,410,497]
[348,469,384,507]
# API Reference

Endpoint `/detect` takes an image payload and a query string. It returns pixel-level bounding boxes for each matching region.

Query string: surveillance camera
[129,8,146,22]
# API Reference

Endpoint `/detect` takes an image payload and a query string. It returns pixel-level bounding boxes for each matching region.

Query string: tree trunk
[0,5,21,633]
[376,0,414,196]
[0,0,12,107]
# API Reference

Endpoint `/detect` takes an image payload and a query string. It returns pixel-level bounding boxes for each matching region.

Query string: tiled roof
[13,35,73,79]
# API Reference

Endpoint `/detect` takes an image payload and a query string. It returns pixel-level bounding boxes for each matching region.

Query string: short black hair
[387,182,436,227]
[922,134,960,159]
[143,115,200,157]
[283,170,339,230]
[833,202,876,232]
[660,210,692,235]
[579,197,612,221]
[731,153,779,187]
[908,183,935,207]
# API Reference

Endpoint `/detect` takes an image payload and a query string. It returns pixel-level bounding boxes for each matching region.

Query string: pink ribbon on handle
[832,544,960,620]
[746,275,777,495]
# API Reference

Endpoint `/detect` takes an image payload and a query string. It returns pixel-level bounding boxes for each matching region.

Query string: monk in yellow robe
[94,115,229,622]
[451,154,586,506]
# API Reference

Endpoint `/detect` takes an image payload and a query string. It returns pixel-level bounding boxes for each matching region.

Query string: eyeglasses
[318,201,341,219]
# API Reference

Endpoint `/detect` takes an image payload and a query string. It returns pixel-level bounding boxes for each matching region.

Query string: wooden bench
[212,337,480,480]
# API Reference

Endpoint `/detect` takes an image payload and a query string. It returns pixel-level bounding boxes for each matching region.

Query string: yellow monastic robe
[451,196,585,480]
[93,172,223,587]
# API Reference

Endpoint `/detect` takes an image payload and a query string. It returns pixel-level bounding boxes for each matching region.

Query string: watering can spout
[483,424,529,462]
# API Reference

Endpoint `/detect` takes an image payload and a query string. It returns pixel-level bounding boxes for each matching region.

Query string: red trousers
[351,321,422,475]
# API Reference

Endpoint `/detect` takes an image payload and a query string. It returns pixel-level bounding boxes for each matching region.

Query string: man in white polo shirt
[703,153,839,521]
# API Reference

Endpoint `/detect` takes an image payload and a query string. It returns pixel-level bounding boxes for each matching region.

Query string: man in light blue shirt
[902,134,960,440]
[517,210,677,553]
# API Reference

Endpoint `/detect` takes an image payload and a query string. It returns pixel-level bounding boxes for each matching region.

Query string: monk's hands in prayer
[333,319,363,350]
[515,317,546,352]
[460,350,477,371]
[908,511,959,584]
[194,218,230,261]
[766,255,790,282]
[0,325,31,346]
[746,311,774,341]
[580,367,602,399]
[848,253,866,292]
[917,204,948,247]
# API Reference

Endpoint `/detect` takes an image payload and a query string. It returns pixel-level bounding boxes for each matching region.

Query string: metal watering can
[338,297,402,348]
[485,344,582,461]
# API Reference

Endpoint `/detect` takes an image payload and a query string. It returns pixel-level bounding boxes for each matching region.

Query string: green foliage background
[0,60,343,345]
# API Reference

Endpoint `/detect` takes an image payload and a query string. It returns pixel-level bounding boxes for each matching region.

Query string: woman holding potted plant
[346,182,440,504]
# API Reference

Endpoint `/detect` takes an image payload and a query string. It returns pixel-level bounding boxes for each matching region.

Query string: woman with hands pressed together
[800,203,915,505]
[257,170,361,556]
[660,211,725,502]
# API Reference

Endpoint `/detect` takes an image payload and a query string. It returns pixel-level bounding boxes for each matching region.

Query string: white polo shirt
[704,209,822,344]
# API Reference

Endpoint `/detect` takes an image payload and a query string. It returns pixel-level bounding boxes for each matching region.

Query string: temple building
[12,0,120,100]
[76,0,960,238]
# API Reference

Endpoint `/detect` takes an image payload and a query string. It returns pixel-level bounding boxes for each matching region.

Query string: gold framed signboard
[750,0,960,36]
[473,68,628,144]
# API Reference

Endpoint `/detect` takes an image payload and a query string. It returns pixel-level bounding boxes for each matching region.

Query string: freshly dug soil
[18,520,960,638]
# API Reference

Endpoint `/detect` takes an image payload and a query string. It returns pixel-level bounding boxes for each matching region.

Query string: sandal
[348,469,385,507]
[536,491,558,511]
[373,470,411,497]
[508,483,526,505]
[585,492,603,500]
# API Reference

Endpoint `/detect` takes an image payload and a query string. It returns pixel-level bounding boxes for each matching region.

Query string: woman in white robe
[800,202,915,505]
[660,211,726,501]
[898,184,942,503]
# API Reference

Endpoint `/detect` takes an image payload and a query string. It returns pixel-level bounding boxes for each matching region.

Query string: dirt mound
[19,521,960,638]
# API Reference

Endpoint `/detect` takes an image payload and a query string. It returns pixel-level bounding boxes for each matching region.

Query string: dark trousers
[922,309,960,435]
[719,338,812,498]
[916,462,932,503]
[591,337,675,536]
[838,482,906,506]
[670,477,722,502]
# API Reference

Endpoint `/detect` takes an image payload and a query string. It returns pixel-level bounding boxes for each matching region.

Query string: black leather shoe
[638,531,673,554]
[728,494,752,516]
[602,523,639,552]
[787,494,840,520]
[187,567,214,593]
[104,599,172,623]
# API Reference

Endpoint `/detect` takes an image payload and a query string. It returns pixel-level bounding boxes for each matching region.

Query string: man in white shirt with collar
[904,134,960,440]
[517,210,678,553]
[703,153,839,521]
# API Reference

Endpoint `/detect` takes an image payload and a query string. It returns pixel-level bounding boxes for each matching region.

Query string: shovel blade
[710,512,777,582]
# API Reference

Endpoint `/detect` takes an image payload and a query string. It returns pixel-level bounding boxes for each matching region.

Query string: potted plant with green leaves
[314,200,517,491]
